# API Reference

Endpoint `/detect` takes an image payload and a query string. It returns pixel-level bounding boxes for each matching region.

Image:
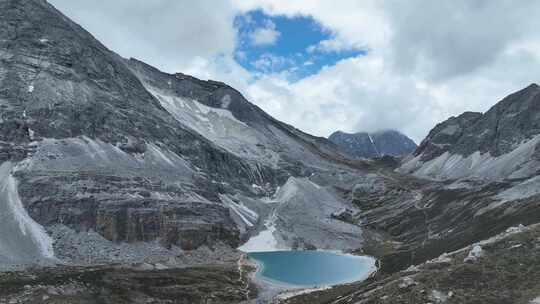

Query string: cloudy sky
[49,0,540,143]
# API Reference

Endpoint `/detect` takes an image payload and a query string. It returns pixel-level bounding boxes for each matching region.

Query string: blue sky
[234,10,364,81]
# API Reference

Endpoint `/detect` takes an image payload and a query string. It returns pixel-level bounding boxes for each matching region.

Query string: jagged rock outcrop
[400,84,540,181]
[414,111,483,161]
[413,83,540,162]
[329,130,417,159]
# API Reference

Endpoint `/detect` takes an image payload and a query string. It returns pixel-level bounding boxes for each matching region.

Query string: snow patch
[0,162,54,263]
[238,210,284,252]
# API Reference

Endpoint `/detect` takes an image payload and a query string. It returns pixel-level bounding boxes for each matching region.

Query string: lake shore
[245,250,378,303]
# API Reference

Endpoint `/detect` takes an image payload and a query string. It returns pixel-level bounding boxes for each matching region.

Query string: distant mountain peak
[329,129,417,159]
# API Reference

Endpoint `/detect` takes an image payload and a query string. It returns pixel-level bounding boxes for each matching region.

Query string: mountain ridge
[400,83,540,181]
[0,0,367,272]
[2,1,540,303]
[329,129,417,158]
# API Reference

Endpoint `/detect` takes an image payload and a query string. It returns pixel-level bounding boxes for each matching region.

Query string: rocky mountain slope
[278,84,540,303]
[0,1,381,302]
[0,0,363,271]
[329,130,417,158]
[362,85,540,271]
[400,84,540,181]
[2,0,540,303]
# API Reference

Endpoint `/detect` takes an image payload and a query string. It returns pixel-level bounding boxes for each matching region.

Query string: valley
[1,0,540,303]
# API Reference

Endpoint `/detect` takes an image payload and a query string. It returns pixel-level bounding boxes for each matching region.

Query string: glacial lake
[248,251,376,287]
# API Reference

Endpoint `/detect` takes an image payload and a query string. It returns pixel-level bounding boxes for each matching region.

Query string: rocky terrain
[0,0,358,268]
[400,84,540,181]
[1,0,540,303]
[0,263,257,304]
[278,85,540,302]
[329,130,417,159]
[281,224,540,304]
[0,0,369,302]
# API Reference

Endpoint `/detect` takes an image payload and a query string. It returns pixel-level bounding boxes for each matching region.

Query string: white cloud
[231,0,540,141]
[307,38,363,53]
[49,0,540,143]
[48,0,237,73]
[243,46,540,143]
[382,0,540,81]
[233,0,389,51]
[251,53,294,73]
[249,20,281,46]
[243,55,441,143]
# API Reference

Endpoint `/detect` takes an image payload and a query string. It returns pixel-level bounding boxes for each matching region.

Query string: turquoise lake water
[248,251,376,287]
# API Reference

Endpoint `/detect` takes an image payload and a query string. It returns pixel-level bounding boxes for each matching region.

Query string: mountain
[381,84,540,271]
[329,130,417,158]
[272,83,540,303]
[400,84,540,181]
[0,0,374,301]
[0,0,364,273]
[278,85,540,303]
[2,1,540,303]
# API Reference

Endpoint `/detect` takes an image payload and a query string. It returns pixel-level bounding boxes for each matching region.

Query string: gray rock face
[3,2,540,303]
[329,130,417,159]
[272,177,364,251]
[0,0,358,268]
[414,111,483,161]
[400,84,540,182]
[0,0,265,260]
[126,58,349,172]
[415,84,540,161]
